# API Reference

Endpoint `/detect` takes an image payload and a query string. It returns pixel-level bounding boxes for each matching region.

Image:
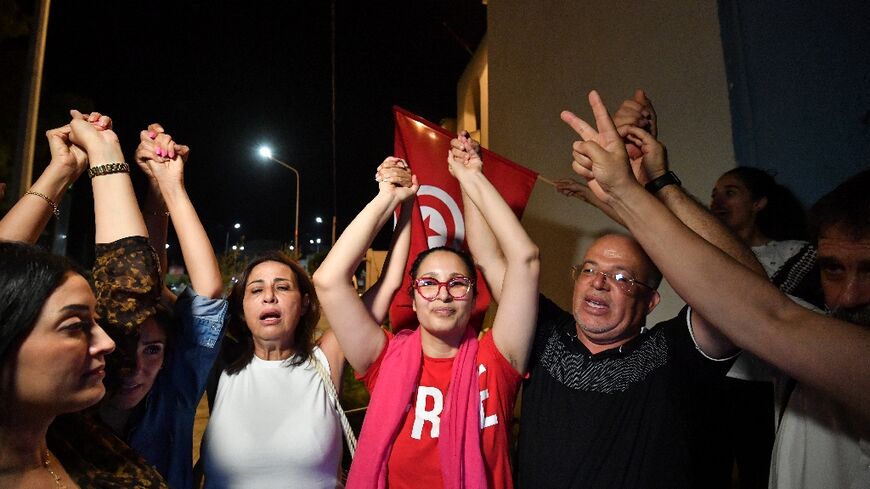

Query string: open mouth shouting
[259,307,282,325]
[583,295,610,315]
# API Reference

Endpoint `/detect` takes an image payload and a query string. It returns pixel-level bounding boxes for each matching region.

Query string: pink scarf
[347,325,486,489]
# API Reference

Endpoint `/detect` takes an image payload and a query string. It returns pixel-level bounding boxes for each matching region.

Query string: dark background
[2,0,486,266]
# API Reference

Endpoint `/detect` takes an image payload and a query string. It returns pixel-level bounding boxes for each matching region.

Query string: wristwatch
[644,171,681,194]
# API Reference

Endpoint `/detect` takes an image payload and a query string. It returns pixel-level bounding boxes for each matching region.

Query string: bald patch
[588,234,661,289]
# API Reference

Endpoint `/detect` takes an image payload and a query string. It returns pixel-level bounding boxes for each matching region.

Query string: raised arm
[359,160,415,324]
[570,90,870,419]
[552,177,626,227]
[450,133,540,373]
[0,125,88,242]
[451,136,508,303]
[313,158,417,374]
[564,97,764,359]
[135,123,188,277]
[140,130,222,299]
[552,90,657,226]
[68,110,148,242]
[626,125,764,357]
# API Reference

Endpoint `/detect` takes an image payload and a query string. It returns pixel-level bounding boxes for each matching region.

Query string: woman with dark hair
[711,167,822,306]
[0,243,174,489]
[0,111,221,487]
[200,157,415,488]
[710,167,823,489]
[314,138,540,488]
[88,122,227,489]
[0,242,112,489]
[199,252,345,488]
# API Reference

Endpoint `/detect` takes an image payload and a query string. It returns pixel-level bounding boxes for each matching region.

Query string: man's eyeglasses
[571,264,652,295]
[412,276,474,301]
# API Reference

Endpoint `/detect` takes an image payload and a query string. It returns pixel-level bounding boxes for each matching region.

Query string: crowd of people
[0,90,867,489]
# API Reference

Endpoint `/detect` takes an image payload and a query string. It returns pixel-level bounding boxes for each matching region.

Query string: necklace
[41,450,67,489]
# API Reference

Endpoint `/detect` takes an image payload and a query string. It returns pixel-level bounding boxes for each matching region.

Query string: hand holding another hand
[447,130,483,178]
[375,156,418,201]
[45,124,88,181]
[613,89,657,168]
[135,123,190,167]
[67,110,123,165]
[618,125,668,186]
[135,123,189,190]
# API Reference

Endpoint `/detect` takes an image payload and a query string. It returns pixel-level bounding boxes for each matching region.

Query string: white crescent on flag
[417,184,465,249]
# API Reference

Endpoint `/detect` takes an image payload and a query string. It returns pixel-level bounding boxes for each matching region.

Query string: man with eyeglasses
[457,91,766,489]
[567,91,870,489]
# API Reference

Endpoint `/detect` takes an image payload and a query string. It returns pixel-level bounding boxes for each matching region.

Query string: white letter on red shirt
[479,364,498,429]
[412,386,443,439]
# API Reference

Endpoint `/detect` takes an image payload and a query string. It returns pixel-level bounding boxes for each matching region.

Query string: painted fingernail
[157,147,164,157]
[148,131,157,139]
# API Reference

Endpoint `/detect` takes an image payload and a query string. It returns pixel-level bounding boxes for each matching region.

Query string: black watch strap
[644,171,681,194]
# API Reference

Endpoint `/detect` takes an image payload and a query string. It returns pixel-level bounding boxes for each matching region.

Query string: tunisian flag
[388,107,538,332]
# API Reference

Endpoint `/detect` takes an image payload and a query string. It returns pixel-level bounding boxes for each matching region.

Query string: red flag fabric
[388,107,538,332]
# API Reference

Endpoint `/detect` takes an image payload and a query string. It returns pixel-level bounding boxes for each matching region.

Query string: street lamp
[224,222,242,254]
[258,145,300,253]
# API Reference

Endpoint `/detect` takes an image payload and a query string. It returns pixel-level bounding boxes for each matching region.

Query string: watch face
[646,172,679,193]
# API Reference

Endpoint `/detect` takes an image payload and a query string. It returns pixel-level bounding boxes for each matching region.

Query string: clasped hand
[134,123,190,190]
[375,156,418,201]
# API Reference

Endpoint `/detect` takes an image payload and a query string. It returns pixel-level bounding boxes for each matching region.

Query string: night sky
[35,0,485,265]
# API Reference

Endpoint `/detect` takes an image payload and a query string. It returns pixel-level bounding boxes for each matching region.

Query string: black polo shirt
[516,295,734,489]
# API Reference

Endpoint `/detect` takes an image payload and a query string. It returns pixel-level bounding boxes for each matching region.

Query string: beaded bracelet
[25,190,60,217]
[88,162,130,179]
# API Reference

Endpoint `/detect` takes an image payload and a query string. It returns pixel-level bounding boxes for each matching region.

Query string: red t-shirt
[359,331,522,489]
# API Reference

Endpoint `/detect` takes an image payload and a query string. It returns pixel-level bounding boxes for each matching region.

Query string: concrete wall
[486,1,736,322]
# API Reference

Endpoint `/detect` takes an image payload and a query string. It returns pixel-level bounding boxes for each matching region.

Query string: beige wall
[484,0,736,323]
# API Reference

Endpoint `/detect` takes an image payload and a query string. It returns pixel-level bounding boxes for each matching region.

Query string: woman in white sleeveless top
[201,253,345,488]
[201,161,415,488]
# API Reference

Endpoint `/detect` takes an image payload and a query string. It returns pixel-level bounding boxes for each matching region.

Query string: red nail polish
[148,131,157,139]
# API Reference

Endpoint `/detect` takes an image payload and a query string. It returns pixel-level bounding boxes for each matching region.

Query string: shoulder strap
[311,354,358,458]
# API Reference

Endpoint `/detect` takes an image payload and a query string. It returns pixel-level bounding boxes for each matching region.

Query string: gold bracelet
[25,190,60,217]
[88,162,130,179]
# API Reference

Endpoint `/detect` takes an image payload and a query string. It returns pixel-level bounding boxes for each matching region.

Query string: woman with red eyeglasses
[314,134,540,489]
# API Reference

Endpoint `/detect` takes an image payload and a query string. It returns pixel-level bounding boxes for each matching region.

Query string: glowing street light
[315,216,323,224]
[224,222,242,254]
[257,145,300,253]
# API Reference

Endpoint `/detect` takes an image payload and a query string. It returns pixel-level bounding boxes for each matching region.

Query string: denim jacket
[129,286,227,489]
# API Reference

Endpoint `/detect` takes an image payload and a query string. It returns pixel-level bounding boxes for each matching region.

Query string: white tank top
[202,347,341,488]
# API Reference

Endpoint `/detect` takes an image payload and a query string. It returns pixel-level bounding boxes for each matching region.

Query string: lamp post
[224,222,241,254]
[258,146,300,253]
